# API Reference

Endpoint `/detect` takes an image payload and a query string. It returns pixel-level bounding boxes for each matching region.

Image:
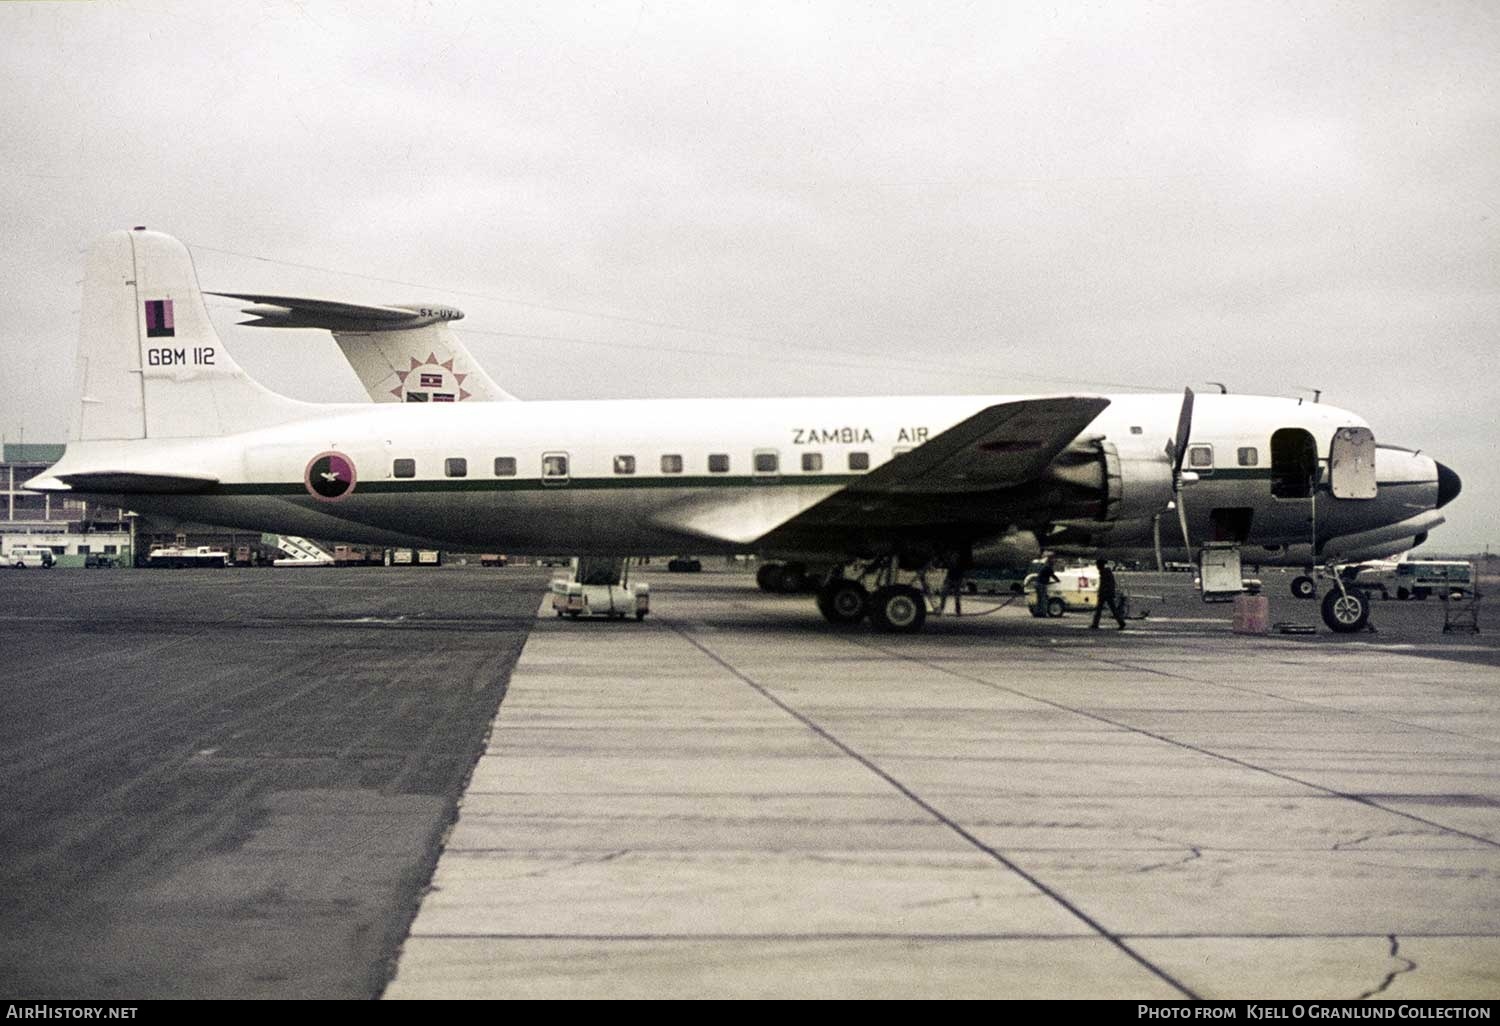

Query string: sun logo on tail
[391,353,471,403]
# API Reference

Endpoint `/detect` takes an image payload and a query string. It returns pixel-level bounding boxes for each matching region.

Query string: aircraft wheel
[1046,597,1066,618]
[778,562,807,593]
[1291,575,1316,599]
[1321,589,1370,633]
[869,585,926,634]
[636,611,647,621]
[756,563,784,592]
[817,579,868,625]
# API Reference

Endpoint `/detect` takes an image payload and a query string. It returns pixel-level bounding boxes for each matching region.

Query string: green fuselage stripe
[209,473,864,497]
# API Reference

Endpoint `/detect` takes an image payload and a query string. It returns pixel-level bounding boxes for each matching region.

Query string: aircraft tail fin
[71,229,311,442]
[208,292,516,403]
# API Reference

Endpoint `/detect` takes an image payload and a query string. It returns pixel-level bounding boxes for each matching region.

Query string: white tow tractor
[551,557,650,621]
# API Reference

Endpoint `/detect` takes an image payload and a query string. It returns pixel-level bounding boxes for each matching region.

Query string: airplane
[208,260,1466,612]
[34,228,1462,635]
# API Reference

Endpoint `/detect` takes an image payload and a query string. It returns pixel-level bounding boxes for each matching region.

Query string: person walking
[1033,556,1061,618]
[1091,557,1127,629]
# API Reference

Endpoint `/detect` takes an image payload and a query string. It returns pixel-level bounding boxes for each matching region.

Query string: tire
[869,585,926,634]
[1321,588,1370,633]
[816,579,868,625]
[778,562,807,593]
[1291,575,1316,600]
[635,611,647,621]
[756,563,784,593]
[1396,587,1409,601]
[1046,596,1065,618]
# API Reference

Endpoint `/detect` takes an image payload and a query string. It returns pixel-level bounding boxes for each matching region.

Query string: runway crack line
[1355,934,1417,1000]
[857,639,1500,852]
[666,621,1201,1000]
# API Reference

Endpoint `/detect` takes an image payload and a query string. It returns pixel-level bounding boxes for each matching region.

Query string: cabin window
[1130,425,1143,435]
[708,454,730,473]
[613,455,636,475]
[494,457,516,477]
[393,458,416,479]
[542,454,569,479]
[1187,445,1213,470]
[444,457,468,478]
[754,452,778,474]
[1237,447,1258,467]
[848,451,870,471]
[802,452,823,472]
[661,454,683,474]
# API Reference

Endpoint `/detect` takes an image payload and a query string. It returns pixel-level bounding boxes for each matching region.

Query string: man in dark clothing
[1033,557,1061,618]
[1091,557,1127,629]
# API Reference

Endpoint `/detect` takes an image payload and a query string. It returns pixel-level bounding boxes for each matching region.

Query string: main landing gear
[807,557,943,634]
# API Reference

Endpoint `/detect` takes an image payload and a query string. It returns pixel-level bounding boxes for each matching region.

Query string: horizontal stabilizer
[207,293,464,333]
[52,471,220,494]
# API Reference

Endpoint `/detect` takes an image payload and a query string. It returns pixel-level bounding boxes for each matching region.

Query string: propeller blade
[1170,387,1195,479]
[1153,513,1165,573]
[1176,494,1193,565]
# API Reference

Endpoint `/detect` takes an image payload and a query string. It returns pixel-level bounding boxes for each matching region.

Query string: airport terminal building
[1,443,134,566]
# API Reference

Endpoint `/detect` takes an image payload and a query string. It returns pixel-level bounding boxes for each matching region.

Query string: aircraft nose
[1436,461,1462,508]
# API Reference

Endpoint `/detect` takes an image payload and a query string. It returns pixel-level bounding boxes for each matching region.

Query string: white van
[8,546,56,569]
[1024,563,1100,618]
[1354,559,1472,600]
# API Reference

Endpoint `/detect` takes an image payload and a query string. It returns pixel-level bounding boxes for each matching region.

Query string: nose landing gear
[1321,587,1371,633]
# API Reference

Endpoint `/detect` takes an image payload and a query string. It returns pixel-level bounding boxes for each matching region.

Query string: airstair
[271,535,334,567]
[1442,562,1481,634]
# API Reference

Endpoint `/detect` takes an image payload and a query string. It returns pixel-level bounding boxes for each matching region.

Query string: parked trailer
[146,545,228,568]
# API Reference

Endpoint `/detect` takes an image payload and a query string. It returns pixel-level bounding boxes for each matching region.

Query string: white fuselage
[47,392,1439,562]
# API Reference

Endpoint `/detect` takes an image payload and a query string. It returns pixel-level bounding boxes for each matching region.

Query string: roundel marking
[305,451,357,501]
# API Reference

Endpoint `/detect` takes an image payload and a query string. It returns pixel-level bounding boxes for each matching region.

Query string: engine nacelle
[1044,439,1174,546]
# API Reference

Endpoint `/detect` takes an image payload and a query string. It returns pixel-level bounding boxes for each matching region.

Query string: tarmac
[386,569,1500,1000]
[2,564,1497,999]
[0,565,549,999]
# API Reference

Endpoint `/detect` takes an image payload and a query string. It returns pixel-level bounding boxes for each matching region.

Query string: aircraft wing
[654,396,1110,547]
[849,396,1110,495]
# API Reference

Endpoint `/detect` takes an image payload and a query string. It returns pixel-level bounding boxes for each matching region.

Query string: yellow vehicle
[1024,564,1100,618]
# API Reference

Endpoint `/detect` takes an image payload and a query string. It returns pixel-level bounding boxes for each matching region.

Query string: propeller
[1165,387,1195,566]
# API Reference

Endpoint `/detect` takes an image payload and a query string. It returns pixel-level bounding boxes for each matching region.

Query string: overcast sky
[2,0,1496,550]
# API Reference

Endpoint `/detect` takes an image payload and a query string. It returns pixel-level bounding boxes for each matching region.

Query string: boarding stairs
[271,535,334,567]
[1442,563,1482,634]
